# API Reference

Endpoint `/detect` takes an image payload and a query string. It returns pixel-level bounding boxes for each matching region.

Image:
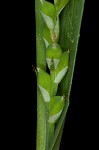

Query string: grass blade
[49,0,85,149]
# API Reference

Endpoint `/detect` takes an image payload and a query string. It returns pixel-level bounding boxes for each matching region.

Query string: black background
[2,0,98,149]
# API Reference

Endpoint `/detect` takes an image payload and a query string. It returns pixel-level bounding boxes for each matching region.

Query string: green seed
[41,1,56,23]
[37,68,51,102]
[49,96,64,108]
[49,96,65,124]
[51,51,69,84]
[46,43,62,59]
[43,25,52,45]
[46,43,62,69]
[37,68,51,92]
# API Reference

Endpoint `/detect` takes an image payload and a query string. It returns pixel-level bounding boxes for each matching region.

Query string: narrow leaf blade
[50,0,85,149]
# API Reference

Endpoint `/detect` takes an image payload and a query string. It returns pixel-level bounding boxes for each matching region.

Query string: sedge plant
[35,0,85,150]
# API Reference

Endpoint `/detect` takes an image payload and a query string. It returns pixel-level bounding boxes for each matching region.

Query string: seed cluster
[38,0,70,124]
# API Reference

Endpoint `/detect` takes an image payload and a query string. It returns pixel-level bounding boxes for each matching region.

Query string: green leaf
[50,0,85,149]
[52,121,65,150]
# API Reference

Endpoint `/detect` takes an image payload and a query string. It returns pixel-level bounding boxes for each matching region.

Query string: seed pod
[46,43,62,69]
[41,1,57,30]
[51,51,69,84]
[54,0,69,15]
[37,68,51,102]
[49,96,65,124]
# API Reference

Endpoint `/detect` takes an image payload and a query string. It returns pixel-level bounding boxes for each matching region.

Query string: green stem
[36,89,46,150]
[50,82,58,97]
[45,103,55,150]
[36,0,46,150]
[35,0,46,70]
[50,70,58,97]
[49,123,55,146]
[45,103,49,150]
